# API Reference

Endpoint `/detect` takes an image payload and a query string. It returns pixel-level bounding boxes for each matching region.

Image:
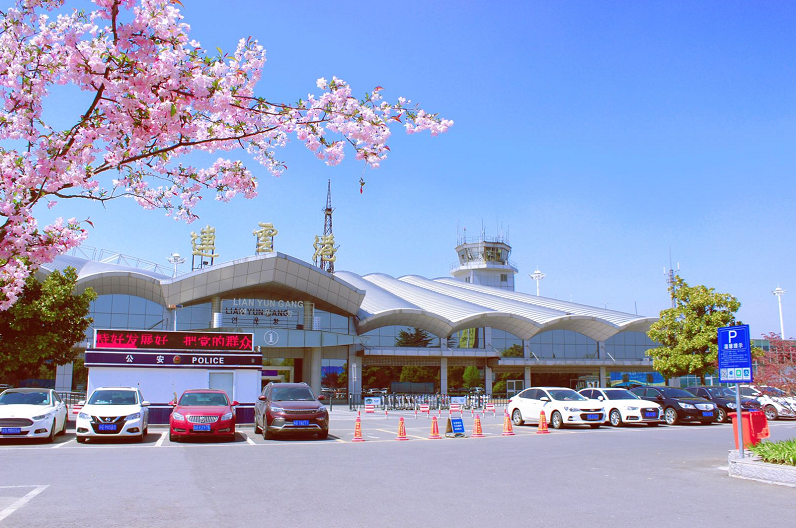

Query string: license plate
[645,412,657,418]
[702,411,713,417]
[1,427,21,434]
[292,420,310,426]
[193,424,211,432]
[98,424,117,431]
[586,414,599,420]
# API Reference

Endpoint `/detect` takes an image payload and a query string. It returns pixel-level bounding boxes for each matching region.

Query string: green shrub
[749,438,796,466]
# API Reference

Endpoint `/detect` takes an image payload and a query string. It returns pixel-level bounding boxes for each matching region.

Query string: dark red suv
[254,382,329,440]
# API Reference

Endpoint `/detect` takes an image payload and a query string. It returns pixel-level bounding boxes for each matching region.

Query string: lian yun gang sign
[94,329,254,352]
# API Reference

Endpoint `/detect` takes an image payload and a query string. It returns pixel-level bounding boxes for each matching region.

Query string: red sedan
[169,389,238,442]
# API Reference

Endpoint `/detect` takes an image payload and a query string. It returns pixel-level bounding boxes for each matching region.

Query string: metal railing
[348,393,511,412]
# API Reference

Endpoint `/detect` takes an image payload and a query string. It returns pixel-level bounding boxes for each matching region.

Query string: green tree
[502,344,524,357]
[395,328,434,348]
[399,365,436,384]
[0,267,96,385]
[647,275,750,383]
[463,365,482,388]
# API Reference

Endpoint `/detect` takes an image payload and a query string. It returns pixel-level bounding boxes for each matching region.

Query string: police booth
[85,329,262,424]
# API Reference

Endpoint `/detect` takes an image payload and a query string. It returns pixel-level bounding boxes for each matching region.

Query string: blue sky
[34,0,796,336]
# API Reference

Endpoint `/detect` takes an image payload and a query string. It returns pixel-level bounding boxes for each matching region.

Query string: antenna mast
[315,179,336,273]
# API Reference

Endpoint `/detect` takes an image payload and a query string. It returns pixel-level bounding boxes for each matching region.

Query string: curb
[727,450,796,488]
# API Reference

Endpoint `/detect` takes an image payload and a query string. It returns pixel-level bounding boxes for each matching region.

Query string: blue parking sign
[717,325,753,383]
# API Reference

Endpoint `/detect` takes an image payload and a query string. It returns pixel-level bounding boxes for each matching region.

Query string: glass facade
[449,328,483,349]
[88,294,166,337]
[361,326,441,348]
[528,330,598,359]
[491,329,522,354]
[604,331,656,360]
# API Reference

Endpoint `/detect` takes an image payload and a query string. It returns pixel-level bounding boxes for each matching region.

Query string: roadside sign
[445,417,466,438]
[717,325,752,384]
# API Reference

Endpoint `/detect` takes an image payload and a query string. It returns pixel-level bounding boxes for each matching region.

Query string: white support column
[440,357,448,395]
[485,365,493,395]
[524,366,531,390]
[309,347,322,394]
[211,296,222,328]
[348,346,361,399]
[599,366,607,387]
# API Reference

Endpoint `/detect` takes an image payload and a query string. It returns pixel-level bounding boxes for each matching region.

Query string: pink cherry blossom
[0,0,452,310]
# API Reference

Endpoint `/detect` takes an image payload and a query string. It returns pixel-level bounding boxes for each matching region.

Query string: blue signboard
[717,325,753,383]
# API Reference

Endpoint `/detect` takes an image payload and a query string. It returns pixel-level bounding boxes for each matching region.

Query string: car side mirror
[318,395,326,401]
[232,401,239,407]
[169,401,176,406]
[597,396,605,401]
[540,396,550,402]
[656,395,664,401]
[258,395,267,401]
[141,401,150,407]
[77,400,85,406]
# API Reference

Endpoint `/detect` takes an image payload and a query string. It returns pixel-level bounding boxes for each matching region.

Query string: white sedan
[579,387,662,426]
[76,387,150,443]
[0,388,69,442]
[509,387,605,429]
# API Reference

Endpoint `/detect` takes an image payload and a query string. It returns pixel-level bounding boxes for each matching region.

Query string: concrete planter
[728,450,796,488]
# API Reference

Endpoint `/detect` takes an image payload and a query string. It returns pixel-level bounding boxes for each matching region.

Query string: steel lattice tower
[315,179,335,273]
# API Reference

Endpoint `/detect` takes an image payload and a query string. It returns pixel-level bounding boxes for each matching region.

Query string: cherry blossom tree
[0,0,452,310]
[755,332,796,393]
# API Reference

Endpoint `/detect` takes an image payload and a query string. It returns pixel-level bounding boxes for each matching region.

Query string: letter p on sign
[728,330,737,343]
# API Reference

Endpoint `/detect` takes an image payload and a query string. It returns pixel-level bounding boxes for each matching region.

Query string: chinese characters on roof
[253,222,278,254]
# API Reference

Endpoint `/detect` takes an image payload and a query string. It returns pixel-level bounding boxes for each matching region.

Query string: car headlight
[678,403,695,409]
[171,412,185,421]
[126,412,141,420]
[727,403,737,409]
[78,412,92,421]
[269,406,285,414]
[221,412,233,421]
[626,406,639,411]
[563,406,578,413]
[32,413,52,420]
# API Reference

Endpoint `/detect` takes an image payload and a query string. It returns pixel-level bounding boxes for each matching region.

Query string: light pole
[529,268,545,297]
[773,287,786,338]
[166,252,185,278]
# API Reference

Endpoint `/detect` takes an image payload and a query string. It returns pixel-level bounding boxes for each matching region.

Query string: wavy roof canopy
[335,272,656,342]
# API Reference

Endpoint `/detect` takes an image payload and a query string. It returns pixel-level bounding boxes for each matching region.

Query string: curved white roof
[41,251,655,341]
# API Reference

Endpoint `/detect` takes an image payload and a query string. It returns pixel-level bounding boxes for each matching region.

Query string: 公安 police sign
[717,324,753,383]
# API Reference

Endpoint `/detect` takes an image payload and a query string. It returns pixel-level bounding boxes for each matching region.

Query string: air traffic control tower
[450,232,518,291]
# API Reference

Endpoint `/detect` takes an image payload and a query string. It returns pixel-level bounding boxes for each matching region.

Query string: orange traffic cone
[352,416,365,442]
[428,416,441,439]
[502,411,515,436]
[472,414,485,438]
[537,410,550,434]
[396,416,408,441]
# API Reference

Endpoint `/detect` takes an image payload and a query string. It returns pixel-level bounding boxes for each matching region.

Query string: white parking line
[244,434,256,445]
[0,485,49,522]
[51,439,74,449]
[154,432,166,448]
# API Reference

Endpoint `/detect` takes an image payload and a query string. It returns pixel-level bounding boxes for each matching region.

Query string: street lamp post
[529,268,545,297]
[773,287,786,339]
[166,252,185,278]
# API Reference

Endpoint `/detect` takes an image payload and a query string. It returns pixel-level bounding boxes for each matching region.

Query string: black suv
[254,382,329,440]
[631,386,716,425]
[684,386,761,423]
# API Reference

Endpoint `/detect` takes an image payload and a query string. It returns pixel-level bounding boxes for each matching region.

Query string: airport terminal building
[40,234,660,413]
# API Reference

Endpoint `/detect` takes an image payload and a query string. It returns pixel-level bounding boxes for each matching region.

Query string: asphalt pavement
[1,410,795,528]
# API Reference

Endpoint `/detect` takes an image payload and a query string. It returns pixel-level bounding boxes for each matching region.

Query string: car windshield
[179,392,229,406]
[761,387,786,396]
[88,390,137,405]
[0,391,50,405]
[547,389,586,401]
[706,387,736,398]
[659,387,695,399]
[272,387,316,402]
[603,389,639,400]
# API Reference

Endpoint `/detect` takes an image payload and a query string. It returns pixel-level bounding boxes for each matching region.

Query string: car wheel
[254,417,261,434]
[59,417,67,436]
[550,411,564,429]
[317,430,329,440]
[717,408,728,423]
[511,409,524,426]
[609,409,623,427]
[76,436,87,444]
[764,405,778,421]
[46,419,56,443]
[664,407,678,425]
[143,424,148,437]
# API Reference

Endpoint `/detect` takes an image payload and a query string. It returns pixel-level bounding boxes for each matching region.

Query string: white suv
[76,387,150,443]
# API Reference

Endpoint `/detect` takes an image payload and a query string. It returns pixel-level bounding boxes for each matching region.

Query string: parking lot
[2,409,796,528]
